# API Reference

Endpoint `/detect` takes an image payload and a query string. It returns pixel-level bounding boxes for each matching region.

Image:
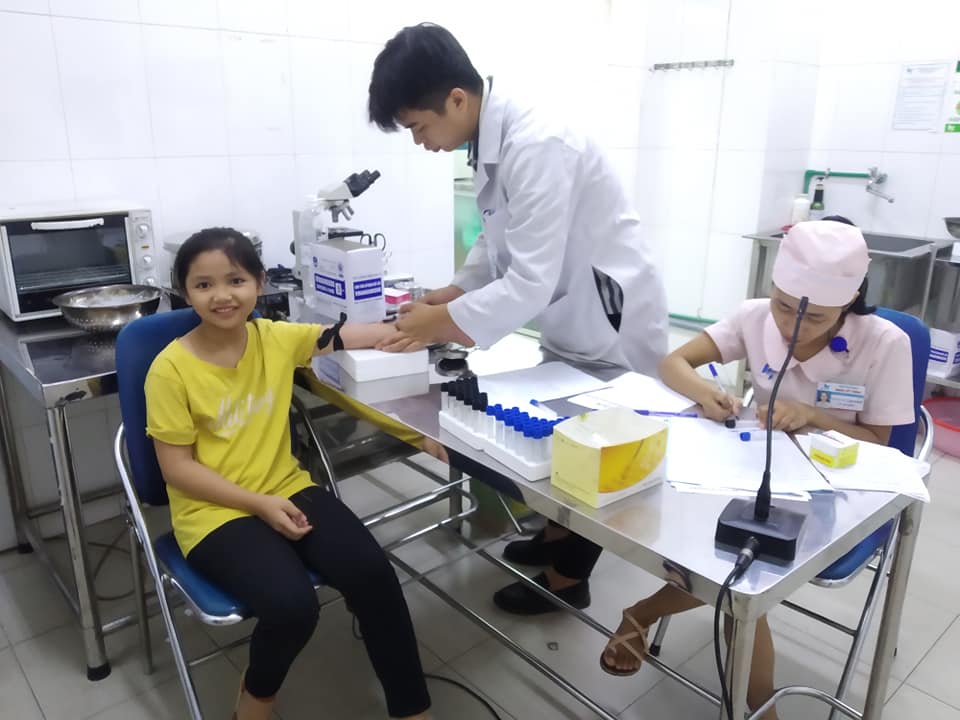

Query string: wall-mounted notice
[946,61,960,134]
[892,62,949,131]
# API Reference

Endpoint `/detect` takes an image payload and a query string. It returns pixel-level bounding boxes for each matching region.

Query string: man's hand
[419,285,465,305]
[395,302,474,347]
[757,400,816,432]
[253,495,312,540]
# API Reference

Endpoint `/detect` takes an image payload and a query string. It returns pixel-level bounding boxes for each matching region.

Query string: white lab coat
[448,81,668,374]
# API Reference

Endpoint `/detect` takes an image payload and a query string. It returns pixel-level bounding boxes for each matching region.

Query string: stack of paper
[478,362,610,417]
[796,435,930,502]
[568,372,692,414]
[665,419,834,500]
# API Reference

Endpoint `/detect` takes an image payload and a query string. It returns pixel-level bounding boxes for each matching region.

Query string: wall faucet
[866,166,895,203]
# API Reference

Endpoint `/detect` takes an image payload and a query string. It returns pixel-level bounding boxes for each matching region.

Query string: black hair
[819,216,875,316]
[368,23,483,131]
[173,227,264,291]
[822,214,855,226]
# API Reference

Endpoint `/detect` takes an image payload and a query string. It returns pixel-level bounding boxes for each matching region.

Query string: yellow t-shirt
[145,319,323,556]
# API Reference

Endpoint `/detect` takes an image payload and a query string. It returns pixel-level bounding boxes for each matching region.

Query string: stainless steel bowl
[52,284,163,333]
[946,217,960,240]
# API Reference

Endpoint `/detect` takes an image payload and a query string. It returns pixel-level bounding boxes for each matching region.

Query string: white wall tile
[48,0,137,22]
[866,152,939,236]
[0,161,73,207]
[679,0,728,60]
[642,0,683,64]
[927,154,960,239]
[290,37,354,155]
[700,232,753,320]
[596,65,645,149]
[53,18,153,159]
[229,155,297,268]
[138,0,217,28]
[221,32,294,155]
[634,148,717,229]
[824,64,898,151]
[143,25,228,157]
[70,158,158,208]
[895,0,960,62]
[767,63,818,151]
[710,150,765,234]
[757,149,807,230]
[817,0,899,65]
[217,0,287,35]
[809,63,838,151]
[605,0,649,67]
[0,13,68,161]
[346,43,408,157]
[0,1,48,12]
[725,0,773,62]
[155,157,232,241]
[660,224,709,317]
[286,0,345,39]
[718,61,773,151]
[294,153,356,200]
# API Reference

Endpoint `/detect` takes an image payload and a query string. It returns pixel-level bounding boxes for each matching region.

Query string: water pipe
[802,169,871,194]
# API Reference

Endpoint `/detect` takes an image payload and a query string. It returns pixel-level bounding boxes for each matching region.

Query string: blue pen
[635,409,698,418]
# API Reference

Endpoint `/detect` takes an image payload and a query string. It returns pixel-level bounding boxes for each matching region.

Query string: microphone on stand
[715,296,810,563]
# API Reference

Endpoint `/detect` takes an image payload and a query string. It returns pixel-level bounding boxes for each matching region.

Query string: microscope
[291,169,381,280]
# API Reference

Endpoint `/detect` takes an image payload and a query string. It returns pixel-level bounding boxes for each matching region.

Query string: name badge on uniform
[815,382,866,412]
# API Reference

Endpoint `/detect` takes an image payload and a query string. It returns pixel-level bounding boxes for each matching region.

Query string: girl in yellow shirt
[146,228,430,720]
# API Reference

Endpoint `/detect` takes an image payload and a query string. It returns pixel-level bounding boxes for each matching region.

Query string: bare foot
[600,606,651,676]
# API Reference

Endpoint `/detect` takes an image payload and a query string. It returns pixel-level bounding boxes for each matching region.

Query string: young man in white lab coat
[368,23,669,615]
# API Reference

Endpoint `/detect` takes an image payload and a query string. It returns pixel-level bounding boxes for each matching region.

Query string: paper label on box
[353,277,383,301]
[314,273,346,299]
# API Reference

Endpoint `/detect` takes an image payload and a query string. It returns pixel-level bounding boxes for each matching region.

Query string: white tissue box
[332,348,429,382]
[929,329,960,378]
[550,407,667,508]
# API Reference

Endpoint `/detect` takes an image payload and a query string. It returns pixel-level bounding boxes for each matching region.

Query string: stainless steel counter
[0,315,119,409]
[312,339,925,720]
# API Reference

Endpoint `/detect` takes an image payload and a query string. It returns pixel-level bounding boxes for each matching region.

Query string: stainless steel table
[312,341,922,720]
[0,315,121,679]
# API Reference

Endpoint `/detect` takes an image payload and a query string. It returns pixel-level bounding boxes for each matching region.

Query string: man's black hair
[368,23,483,131]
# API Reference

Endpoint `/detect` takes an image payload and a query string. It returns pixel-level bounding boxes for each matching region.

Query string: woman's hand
[697,387,741,422]
[757,400,815,432]
[253,495,312,540]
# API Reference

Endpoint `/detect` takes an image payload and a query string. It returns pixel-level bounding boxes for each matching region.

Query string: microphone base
[715,498,806,563]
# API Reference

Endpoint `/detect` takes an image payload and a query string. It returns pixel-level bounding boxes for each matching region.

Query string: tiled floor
[1,450,959,720]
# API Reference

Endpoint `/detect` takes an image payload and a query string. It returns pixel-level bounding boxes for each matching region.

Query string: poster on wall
[892,62,949,131]
[946,61,960,133]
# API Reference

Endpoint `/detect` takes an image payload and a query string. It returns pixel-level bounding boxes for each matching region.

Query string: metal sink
[764,230,942,259]
[745,230,953,317]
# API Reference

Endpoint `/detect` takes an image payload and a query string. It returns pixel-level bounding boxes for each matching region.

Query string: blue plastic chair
[649,308,933,714]
[113,309,333,720]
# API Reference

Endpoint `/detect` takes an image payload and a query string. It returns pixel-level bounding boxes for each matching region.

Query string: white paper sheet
[796,436,930,502]
[665,419,833,496]
[476,362,609,415]
[567,372,693,414]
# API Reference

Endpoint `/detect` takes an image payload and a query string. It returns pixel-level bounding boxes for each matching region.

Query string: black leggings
[188,485,430,717]
[547,520,603,580]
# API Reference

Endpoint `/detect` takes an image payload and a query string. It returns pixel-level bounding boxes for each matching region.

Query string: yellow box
[809,430,859,468]
[550,407,667,508]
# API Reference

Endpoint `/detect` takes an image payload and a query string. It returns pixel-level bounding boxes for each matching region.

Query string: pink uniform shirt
[706,299,914,427]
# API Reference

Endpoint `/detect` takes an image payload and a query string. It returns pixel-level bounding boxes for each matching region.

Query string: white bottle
[790,193,811,224]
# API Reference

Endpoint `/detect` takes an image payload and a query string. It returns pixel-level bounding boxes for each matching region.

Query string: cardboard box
[550,407,667,508]
[809,430,859,468]
[304,239,384,324]
[332,348,428,382]
[929,328,960,378]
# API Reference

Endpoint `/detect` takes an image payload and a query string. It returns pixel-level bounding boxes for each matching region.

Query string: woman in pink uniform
[599,220,915,718]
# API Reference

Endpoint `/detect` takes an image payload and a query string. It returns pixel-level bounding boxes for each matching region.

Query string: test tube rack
[437,377,559,482]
